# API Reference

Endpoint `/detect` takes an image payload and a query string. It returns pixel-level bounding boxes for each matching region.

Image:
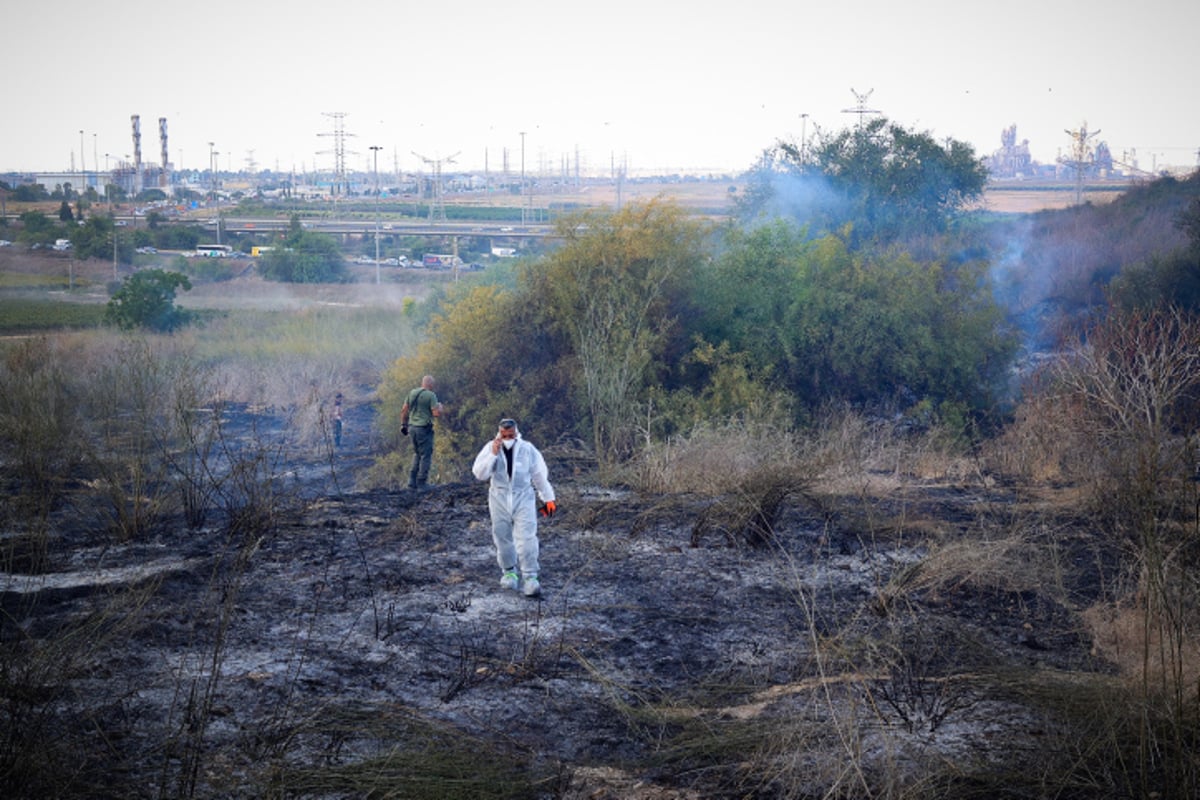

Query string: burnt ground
[1,402,1122,799]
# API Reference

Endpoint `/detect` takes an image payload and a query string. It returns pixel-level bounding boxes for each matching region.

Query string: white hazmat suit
[471,426,556,591]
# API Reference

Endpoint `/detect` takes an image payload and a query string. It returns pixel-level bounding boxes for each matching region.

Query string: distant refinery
[985,121,1168,181]
[7,107,1194,206]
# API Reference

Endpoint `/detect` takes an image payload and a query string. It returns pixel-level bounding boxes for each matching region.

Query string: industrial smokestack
[131,114,143,194]
[159,117,169,189]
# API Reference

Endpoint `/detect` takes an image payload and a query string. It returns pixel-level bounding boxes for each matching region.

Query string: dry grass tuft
[631,407,978,498]
[1082,601,1200,696]
[883,527,1058,602]
[630,416,808,496]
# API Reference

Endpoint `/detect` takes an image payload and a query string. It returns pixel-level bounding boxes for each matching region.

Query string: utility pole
[209,143,222,245]
[519,131,527,225]
[799,113,809,164]
[370,145,382,284]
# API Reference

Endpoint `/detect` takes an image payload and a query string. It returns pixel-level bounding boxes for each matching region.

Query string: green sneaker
[522,574,541,597]
[499,571,519,591]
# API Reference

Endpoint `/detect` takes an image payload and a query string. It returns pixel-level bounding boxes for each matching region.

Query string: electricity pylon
[411,150,460,222]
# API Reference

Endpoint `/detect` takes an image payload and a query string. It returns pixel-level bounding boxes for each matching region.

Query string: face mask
[502,438,516,450]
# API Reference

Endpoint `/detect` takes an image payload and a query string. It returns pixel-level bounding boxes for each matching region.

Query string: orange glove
[539,500,557,518]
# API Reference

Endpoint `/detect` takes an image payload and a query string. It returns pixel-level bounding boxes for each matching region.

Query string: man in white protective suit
[471,418,557,597]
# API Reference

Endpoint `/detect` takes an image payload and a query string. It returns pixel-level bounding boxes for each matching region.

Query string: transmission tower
[842,88,881,130]
[318,112,356,197]
[411,150,460,222]
[1061,121,1100,205]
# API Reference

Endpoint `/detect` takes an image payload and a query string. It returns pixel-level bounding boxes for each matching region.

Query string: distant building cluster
[985,123,1127,180]
[985,125,1035,178]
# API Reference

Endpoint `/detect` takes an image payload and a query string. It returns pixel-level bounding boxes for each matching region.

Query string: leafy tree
[16,210,59,247]
[152,224,202,251]
[785,235,1015,417]
[19,210,53,235]
[375,201,706,471]
[748,118,987,245]
[258,217,347,283]
[70,215,114,261]
[526,201,709,464]
[698,223,1016,423]
[694,220,809,371]
[105,269,193,332]
[11,184,49,202]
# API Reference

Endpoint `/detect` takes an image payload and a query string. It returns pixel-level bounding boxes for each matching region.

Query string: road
[202,217,555,238]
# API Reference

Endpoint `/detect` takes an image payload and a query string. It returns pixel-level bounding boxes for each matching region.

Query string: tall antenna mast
[411,150,460,222]
[841,88,880,130]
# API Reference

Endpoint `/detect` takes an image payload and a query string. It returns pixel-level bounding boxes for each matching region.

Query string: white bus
[195,244,233,258]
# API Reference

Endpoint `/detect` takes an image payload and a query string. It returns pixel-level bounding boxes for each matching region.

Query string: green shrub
[105,268,193,332]
[259,229,347,283]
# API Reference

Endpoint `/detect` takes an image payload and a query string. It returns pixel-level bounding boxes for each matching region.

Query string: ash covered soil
[2,403,1115,799]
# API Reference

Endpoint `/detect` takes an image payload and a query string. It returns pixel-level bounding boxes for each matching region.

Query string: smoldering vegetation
[3,166,1200,798]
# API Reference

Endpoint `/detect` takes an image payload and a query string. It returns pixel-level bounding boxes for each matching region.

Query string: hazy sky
[5,0,1198,178]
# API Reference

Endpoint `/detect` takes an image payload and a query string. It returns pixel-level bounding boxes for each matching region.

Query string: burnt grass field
[1,397,1134,800]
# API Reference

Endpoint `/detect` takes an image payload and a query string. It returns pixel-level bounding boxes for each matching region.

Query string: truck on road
[422,253,462,269]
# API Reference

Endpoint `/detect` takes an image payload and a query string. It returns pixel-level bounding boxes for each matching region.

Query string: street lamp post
[799,113,809,164]
[370,145,382,285]
[209,143,222,246]
[519,131,526,226]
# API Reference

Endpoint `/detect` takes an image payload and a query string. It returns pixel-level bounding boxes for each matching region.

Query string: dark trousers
[408,425,434,488]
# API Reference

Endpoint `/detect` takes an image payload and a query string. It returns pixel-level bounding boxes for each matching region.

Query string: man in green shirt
[400,375,444,489]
